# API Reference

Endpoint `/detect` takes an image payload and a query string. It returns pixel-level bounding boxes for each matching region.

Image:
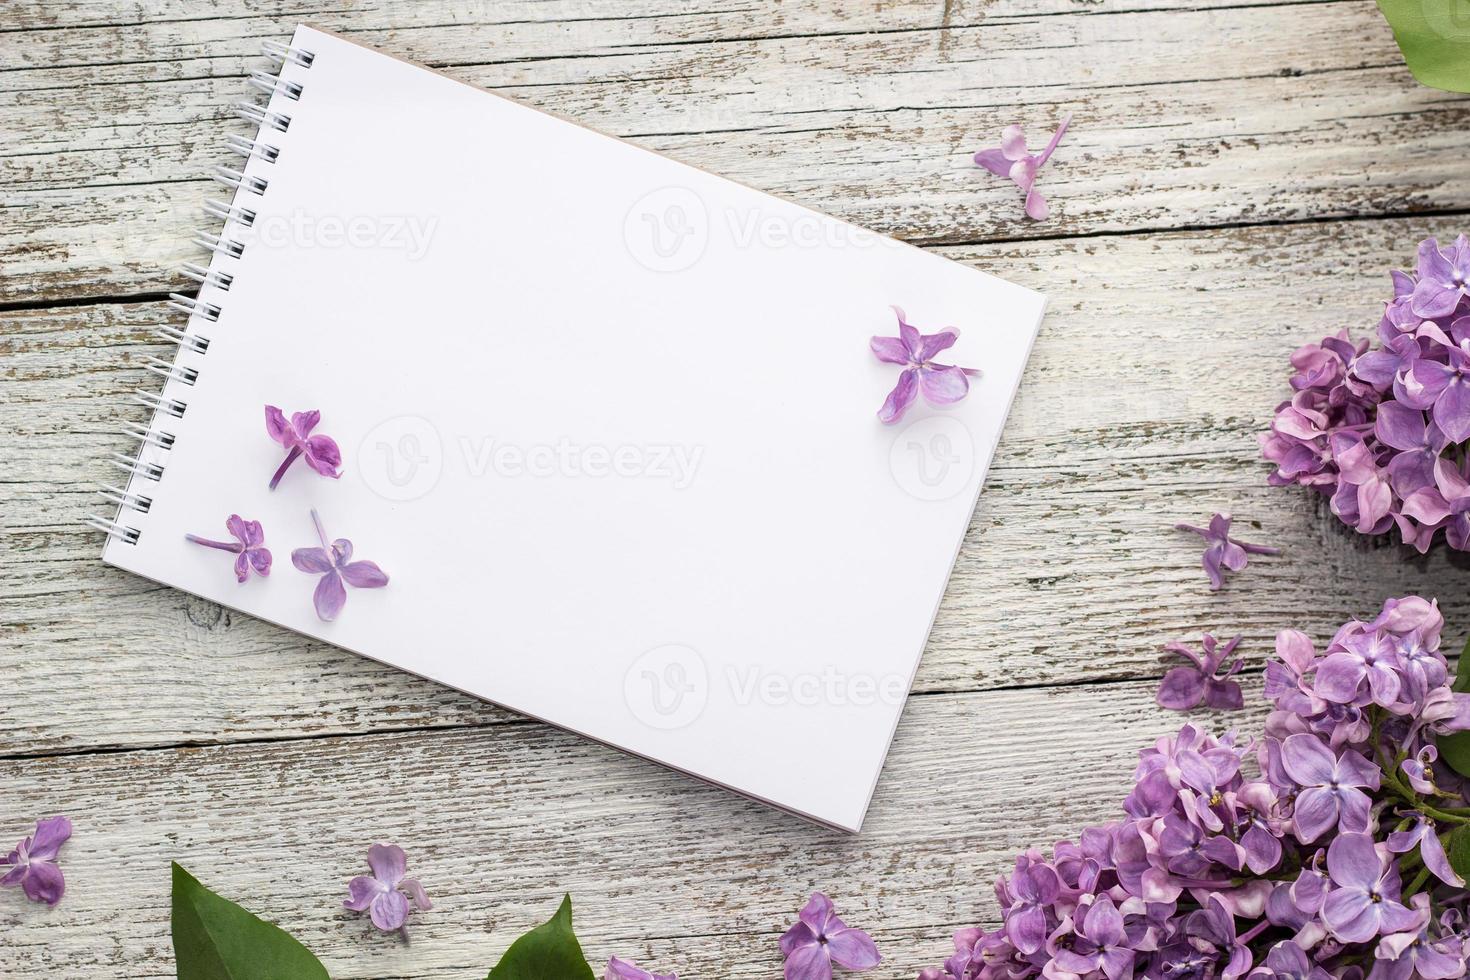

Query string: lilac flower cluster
[920,596,1470,980]
[1261,237,1470,552]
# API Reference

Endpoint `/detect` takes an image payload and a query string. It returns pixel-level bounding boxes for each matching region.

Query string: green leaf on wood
[1377,0,1470,93]
[171,862,330,980]
[486,894,595,980]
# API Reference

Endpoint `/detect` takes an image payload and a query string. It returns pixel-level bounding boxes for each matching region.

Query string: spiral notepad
[90,25,1047,832]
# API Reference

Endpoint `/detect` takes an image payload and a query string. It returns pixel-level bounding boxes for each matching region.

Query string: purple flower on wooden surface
[1,816,71,906]
[1174,513,1280,590]
[1157,633,1245,712]
[973,115,1070,220]
[915,594,1470,980]
[870,306,981,425]
[605,957,678,980]
[184,514,272,582]
[343,843,431,934]
[780,893,881,980]
[1261,235,1470,555]
[265,405,342,490]
[291,509,389,622]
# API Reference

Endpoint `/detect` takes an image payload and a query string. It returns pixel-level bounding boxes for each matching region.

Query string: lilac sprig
[1261,236,1470,553]
[921,595,1470,980]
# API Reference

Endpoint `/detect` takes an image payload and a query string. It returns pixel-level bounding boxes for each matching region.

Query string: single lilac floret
[291,509,389,622]
[1175,513,1280,590]
[184,514,272,583]
[1158,633,1246,712]
[779,893,881,980]
[973,115,1071,220]
[870,306,981,425]
[343,843,431,934]
[265,405,342,490]
[0,816,71,906]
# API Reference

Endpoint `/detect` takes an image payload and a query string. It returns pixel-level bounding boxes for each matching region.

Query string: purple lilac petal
[606,958,678,980]
[314,572,347,622]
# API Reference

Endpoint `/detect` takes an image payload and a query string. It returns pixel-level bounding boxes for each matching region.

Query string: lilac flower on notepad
[1,816,71,906]
[780,893,881,980]
[184,514,272,582]
[343,843,431,934]
[973,115,1071,221]
[870,306,981,425]
[1174,512,1279,591]
[606,957,678,980]
[292,509,389,622]
[265,405,342,490]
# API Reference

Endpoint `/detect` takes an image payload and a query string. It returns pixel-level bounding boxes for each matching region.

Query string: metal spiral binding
[87,39,315,547]
[193,229,247,260]
[234,102,291,134]
[167,292,222,322]
[227,133,280,164]
[180,261,233,291]
[213,165,270,195]
[248,69,303,100]
[203,198,257,227]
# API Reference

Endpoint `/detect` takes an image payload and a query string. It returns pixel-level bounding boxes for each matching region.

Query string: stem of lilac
[1033,113,1072,168]
[310,508,328,551]
[184,535,243,553]
[1404,864,1434,899]
[1236,920,1270,946]
[268,446,302,490]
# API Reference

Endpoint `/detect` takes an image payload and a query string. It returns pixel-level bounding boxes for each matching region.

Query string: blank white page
[104,24,1046,832]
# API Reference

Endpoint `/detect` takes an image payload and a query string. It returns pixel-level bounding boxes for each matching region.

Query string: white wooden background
[4,0,1470,976]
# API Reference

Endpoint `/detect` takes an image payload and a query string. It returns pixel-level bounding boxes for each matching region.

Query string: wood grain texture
[5,0,1470,976]
[0,679,1261,978]
[4,0,1470,302]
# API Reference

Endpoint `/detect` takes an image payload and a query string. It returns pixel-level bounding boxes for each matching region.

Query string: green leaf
[1377,0,1470,93]
[171,862,330,980]
[1447,827,1470,883]
[1440,636,1470,777]
[1453,633,1470,692]
[486,895,595,980]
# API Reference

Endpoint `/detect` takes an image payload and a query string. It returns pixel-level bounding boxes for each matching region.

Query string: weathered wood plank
[3,1,1468,302]
[0,680,1260,979]
[4,215,1468,756]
